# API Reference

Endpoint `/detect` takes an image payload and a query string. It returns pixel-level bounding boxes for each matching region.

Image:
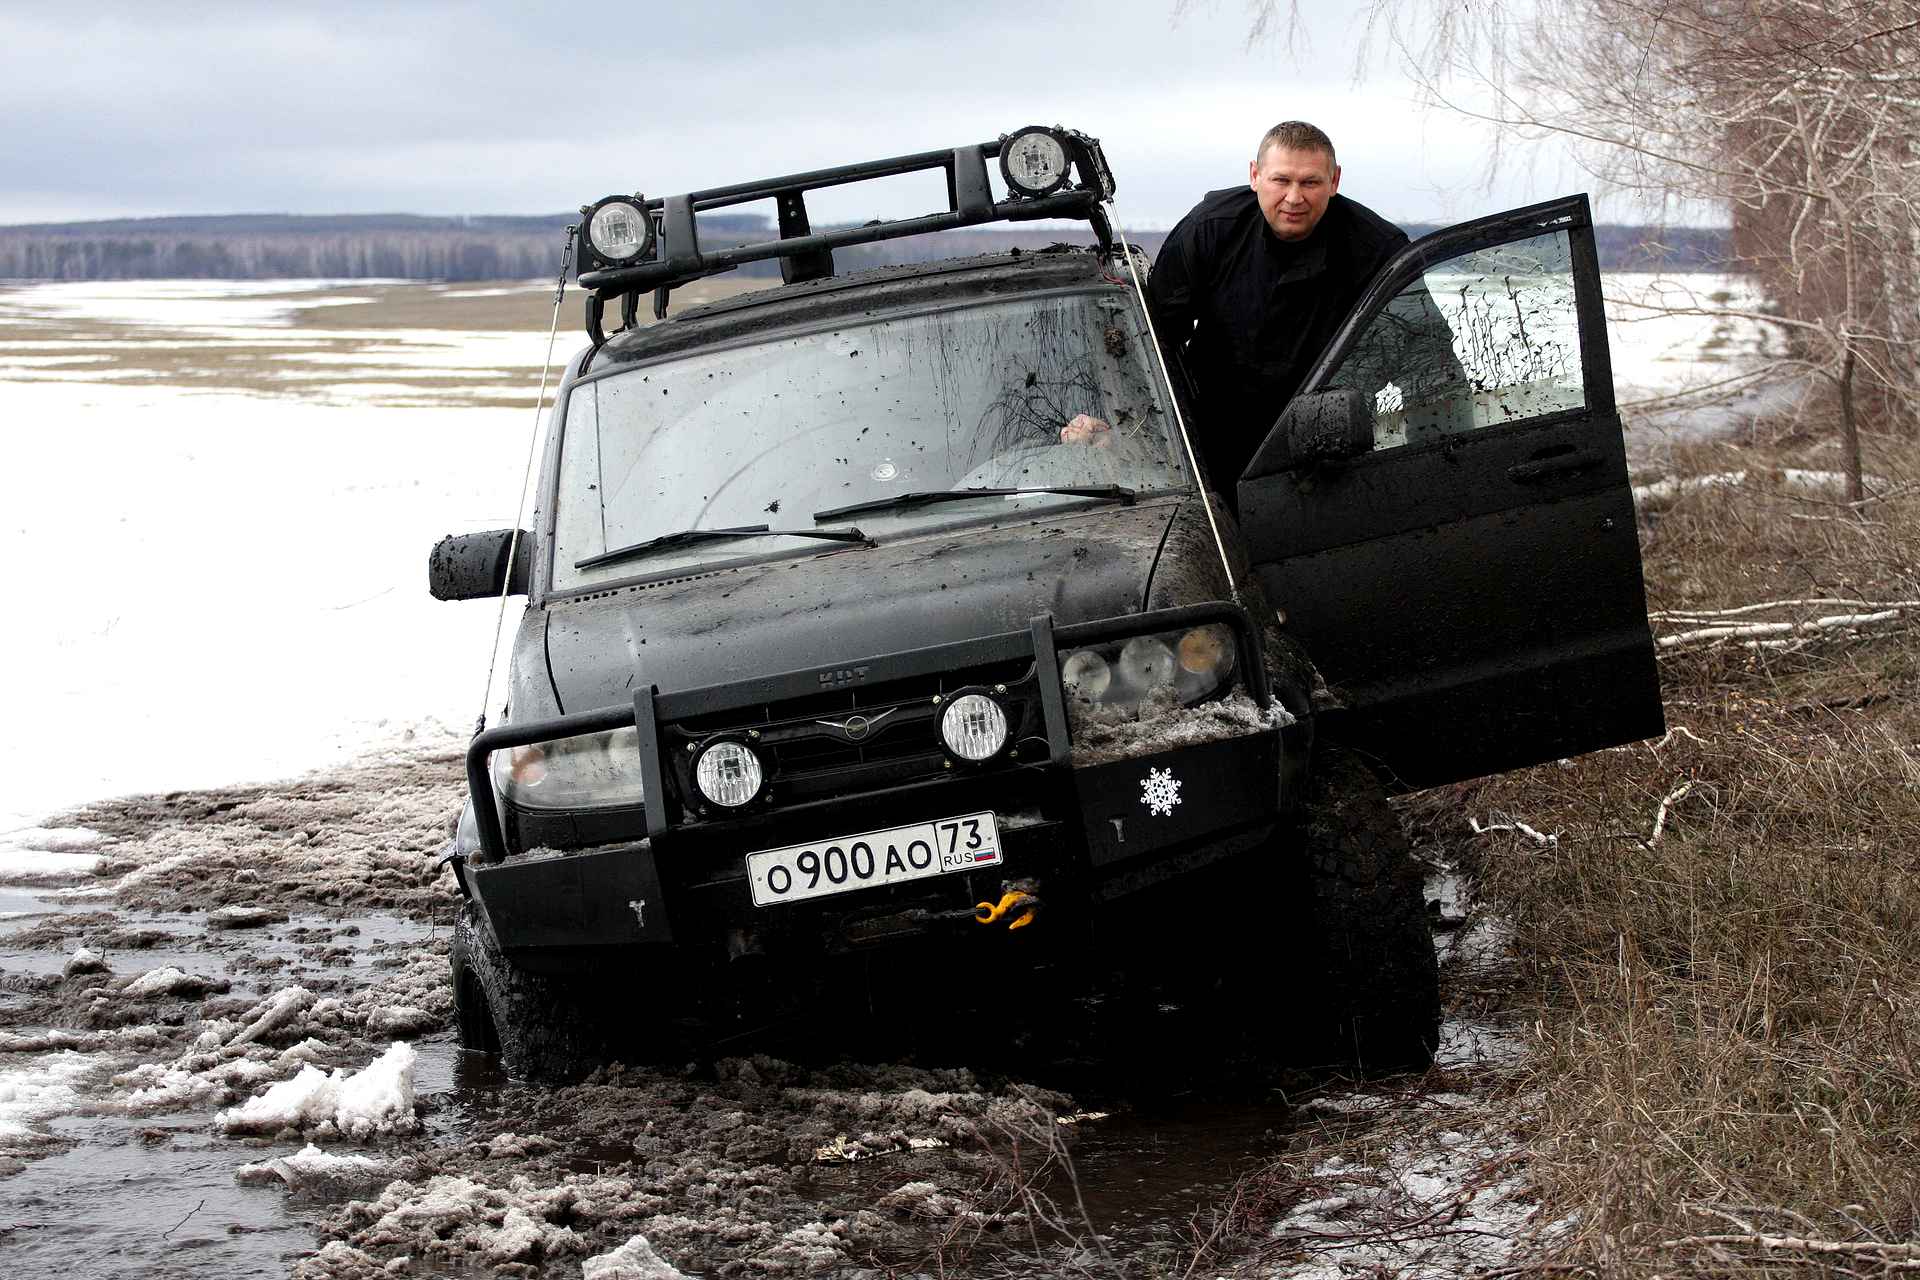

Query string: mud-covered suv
[429,128,1663,1079]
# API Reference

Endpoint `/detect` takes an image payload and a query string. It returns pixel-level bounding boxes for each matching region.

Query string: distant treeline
[0,212,1732,281]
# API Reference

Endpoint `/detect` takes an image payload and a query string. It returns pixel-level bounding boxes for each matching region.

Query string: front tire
[450,904,596,1081]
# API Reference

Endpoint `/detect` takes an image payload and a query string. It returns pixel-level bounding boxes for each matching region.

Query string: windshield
[550,288,1189,590]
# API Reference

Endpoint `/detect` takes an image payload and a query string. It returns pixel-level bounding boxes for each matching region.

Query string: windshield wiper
[575,524,871,571]
[812,485,1137,523]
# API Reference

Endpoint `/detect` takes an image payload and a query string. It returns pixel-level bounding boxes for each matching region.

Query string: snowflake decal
[1140,766,1182,817]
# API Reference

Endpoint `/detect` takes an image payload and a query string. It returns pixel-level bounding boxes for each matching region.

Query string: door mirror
[429,529,531,601]
[1245,388,1373,479]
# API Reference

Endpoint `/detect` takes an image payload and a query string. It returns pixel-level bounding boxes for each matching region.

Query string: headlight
[1000,126,1072,197]
[1060,649,1112,699]
[584,195,654,265]
[1117,635,1176,693]
[694,740,764,808]
[940,692,1010,761]
[490,726,644,811]
[1058,625,1238,710]
[1174,624,1236,699]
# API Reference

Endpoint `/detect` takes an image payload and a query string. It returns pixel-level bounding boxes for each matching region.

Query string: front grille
[664,657,1041,818]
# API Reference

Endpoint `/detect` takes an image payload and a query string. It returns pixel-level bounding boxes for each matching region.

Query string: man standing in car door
[1143,121,1410,504]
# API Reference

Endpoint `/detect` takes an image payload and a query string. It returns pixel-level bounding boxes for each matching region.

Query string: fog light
[694,740,763,807]
[940,693,1009,761]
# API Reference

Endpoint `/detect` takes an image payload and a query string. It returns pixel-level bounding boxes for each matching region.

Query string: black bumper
[470,724,1295,960]
[460,602,1298,958]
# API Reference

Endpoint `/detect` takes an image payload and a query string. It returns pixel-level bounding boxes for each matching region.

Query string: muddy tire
[450,904,597,1081]
[1295,749,1441,1071]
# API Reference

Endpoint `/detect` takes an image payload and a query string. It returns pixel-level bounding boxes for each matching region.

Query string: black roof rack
[576,127,1116,345]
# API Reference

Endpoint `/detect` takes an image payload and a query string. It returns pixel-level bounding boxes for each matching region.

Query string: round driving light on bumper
[940,693,1010,762]
[694,740,764,807]
[585,196,654,264]
[1000,126,1072,197]
[1060,649,1112,699]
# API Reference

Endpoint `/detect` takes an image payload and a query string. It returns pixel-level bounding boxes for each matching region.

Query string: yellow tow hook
[975,880,1040,930]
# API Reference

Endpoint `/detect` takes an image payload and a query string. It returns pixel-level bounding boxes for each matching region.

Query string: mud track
[0,746,1528,1278]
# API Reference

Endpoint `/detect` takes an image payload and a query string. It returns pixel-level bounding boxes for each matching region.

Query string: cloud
[0,0,1573,226]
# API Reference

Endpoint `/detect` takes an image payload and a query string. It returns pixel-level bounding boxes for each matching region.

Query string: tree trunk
[1838,344,1864,504]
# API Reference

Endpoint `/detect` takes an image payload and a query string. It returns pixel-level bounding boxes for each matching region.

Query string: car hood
[542,502,1180,711]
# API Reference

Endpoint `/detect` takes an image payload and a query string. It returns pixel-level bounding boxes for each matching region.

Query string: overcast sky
[0,0,1600,230]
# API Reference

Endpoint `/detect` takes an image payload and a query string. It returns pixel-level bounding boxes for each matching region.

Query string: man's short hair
[1256,121,1336,168]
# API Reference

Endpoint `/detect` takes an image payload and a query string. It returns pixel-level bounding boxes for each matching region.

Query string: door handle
[1507,450,1601,484]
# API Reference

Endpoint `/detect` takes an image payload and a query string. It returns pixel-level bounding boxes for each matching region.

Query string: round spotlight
[694,740,763,807]
[1060,649,1112,700]
[1118,635,1177,690]
[585,196,654,264]
[940,693,1010,762]
[1000,127,1072,197]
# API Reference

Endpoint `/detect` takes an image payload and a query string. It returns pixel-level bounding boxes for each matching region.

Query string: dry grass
[1448,428,1920,1275]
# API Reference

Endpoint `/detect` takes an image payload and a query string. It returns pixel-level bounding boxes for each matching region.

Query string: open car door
[1237,195,1663,790]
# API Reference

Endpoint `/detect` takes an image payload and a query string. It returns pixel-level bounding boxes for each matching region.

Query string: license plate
[746,811,1002,907]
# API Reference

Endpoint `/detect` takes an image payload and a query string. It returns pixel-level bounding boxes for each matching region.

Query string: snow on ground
[1605,273,1775,409]
[217,1041,418,1139]
[0,1050,103,1155]
[1265,1071,1543,1279]
[0,280,390,330]
[0,371,526,831]
[582,1233,694,1279]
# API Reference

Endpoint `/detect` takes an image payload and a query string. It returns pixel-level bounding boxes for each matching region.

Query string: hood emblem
[817,708,896,741]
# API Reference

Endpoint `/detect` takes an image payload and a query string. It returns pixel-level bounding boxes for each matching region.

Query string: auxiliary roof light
[582,195,655,268]
[999,127,1073,198]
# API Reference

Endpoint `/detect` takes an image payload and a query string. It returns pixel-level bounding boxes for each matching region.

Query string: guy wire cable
[1105,197,1240,605]
[475,223,577,737]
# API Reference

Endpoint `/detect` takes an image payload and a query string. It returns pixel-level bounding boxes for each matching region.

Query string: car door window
[1322,229,1586,451]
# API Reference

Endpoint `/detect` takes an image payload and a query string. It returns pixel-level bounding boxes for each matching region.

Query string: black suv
[429,128,1662,1078]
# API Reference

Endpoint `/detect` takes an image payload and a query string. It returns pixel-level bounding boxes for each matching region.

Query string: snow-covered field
[0,274,1755,1278]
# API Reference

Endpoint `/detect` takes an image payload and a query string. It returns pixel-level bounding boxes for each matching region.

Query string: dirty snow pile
[1069,687,1293,766]
[292,1055,1069,1277]
[0,823,107,883]
[582,1233,693,1279]
[236,1142,401,1197]
[114,985,325,1110]
[218,1041,418,1138]
[0,1050,100,1157]
[81,750,462,918]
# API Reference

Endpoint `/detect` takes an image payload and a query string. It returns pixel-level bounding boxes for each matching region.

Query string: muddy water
[0,880,1297,1279]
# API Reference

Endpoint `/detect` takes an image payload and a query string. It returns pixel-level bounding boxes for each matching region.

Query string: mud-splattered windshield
[550,290,1188,589]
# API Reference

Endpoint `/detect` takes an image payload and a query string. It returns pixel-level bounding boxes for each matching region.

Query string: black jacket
[1147,187,1407,494]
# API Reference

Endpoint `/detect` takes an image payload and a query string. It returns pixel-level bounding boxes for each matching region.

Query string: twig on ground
[1649,725,1713,752]
[160,1198,205,1239]
[1469,814,1559,846]
[1655,601,1919,649]
[1648,781,1695,845]
[1660,1232,1920,1259]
